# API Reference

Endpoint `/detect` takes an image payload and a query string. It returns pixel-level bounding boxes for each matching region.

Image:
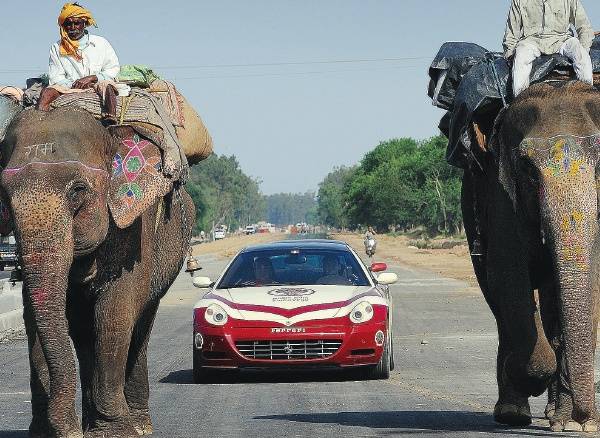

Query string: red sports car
[191,239,398,382]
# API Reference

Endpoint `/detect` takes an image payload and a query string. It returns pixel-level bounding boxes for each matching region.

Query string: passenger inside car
[318,255,350,285]
[254,256,276,286]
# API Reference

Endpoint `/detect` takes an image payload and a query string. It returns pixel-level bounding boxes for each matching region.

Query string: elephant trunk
[542,170,597,423]
[14,200,79,435]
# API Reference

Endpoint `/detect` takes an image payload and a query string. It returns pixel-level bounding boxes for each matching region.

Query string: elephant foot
[28,418,50,438]
[129,409,153,435]
[493,402,532,426]
[550,418,597,432]
[84,420,138,438]
[29,419,83,438]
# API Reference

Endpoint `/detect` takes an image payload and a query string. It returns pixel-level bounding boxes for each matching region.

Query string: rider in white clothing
[503,0,594,96]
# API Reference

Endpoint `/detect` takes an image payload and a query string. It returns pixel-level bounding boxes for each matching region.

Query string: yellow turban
[57,3,97,61]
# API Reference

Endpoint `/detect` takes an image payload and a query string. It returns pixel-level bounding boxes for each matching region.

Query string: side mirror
[376,272,398,285]
[192,276,213,288]
[370,262,387,272]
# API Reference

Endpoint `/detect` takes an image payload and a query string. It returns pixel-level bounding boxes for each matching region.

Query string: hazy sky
[1,1,599,194]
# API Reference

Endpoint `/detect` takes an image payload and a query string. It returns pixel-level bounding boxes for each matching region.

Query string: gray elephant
[0,98,194,437]
[463,81,600,432]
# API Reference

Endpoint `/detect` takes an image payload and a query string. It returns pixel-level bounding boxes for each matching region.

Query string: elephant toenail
[550,420,565,432]
[583,420,598,432]
[564,420,584,432]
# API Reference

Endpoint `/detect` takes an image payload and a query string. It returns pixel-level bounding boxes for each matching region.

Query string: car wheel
[389,331,395,371]
[363,329,391,380]
[193,348,218,384]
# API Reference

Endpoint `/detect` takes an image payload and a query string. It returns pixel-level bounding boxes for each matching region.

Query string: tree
[317,166,356,229]
[340,136,462,234]
[187,154,266,233]
[265,192,317,226]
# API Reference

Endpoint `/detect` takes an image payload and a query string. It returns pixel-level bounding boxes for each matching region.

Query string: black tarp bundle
[428,36,600,168]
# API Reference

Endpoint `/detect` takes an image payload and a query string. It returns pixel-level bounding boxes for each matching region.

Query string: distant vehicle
[0,234,17,270]
[191,239,398,383]
[214,229,226,240]
[244,225,256,235]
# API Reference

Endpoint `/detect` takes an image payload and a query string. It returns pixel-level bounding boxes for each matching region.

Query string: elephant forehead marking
[2,161,109,177]
[23,142,55,159]
[519,134,600,178]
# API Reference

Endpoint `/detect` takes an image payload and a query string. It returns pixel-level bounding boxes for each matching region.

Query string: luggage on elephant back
[117,65,212,164]
[148,79,213,165]
[428,35,600,169]
[48,79,213,180]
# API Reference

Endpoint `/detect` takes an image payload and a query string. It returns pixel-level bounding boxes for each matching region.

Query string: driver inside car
[254,256,276,286]
[318,255,349,285]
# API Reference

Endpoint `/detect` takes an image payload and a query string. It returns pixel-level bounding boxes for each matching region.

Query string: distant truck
[0,234,17,270]
[214,226,226,240]
[244,225,256,235]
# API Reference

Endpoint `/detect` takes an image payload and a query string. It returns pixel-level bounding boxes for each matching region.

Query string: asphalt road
[0,253,594,437]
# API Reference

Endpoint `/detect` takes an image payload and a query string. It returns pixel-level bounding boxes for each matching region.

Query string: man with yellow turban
[38,3,122,118]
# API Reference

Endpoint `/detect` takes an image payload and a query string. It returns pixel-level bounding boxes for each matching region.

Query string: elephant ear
[0,199,14,235]
[0,96,22,235]
[107,126,172,228]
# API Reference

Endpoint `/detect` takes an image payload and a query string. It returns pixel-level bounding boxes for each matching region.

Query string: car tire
[389,333,395,371]
[363,329,391,380]
[193,348,218,384]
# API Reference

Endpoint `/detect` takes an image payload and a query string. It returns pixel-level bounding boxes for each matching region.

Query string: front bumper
[193,314,387,369]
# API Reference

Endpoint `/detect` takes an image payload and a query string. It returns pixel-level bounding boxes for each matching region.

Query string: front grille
[235,339,342,360]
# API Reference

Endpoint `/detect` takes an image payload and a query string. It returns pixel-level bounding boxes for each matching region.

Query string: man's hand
[72,75,98,89]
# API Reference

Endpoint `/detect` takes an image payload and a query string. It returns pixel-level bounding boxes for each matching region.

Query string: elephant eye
[67,181,89,202]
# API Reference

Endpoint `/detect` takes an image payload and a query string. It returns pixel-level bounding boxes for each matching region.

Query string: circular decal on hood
[268,287,316,297]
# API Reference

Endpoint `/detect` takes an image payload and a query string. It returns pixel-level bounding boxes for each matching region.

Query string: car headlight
[204,304,228,326]
[349,301,374,324]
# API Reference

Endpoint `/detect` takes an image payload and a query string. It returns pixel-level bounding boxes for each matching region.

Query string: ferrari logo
[283,343,293,355]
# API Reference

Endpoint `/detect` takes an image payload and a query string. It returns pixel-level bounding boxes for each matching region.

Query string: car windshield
[217,248,371,288]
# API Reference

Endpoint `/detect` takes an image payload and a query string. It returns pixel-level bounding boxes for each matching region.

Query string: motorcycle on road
[364,235,377,258]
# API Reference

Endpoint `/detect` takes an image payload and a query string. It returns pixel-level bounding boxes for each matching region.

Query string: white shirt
[48,32,120,87]
[503,0,594,58]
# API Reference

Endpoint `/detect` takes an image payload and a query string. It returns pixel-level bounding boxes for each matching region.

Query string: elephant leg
[67,292,95,432]
[124,301,159,436]
[487,265,555,424]
[85,292,139,438]
[23,295,51,438]
[494,320,532,426]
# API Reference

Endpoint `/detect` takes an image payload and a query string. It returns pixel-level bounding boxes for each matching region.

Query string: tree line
[186,154,317,233]
[187,135,461,236]
[316,136,463,234]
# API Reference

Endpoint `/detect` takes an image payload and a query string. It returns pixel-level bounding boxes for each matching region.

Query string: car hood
[202,285,382,325]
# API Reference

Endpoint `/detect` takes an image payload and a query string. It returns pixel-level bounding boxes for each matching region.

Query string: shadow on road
[253,411,568,436]
[0,431,28,438]
[160,368,377,385]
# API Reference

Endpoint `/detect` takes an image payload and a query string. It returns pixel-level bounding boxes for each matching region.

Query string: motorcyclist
[364,226,377,257]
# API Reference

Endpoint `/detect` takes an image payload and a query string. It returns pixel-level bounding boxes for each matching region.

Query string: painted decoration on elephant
[112,134,162,209]
[522,134,599,271]
[108,133,171,229]
[519,134,600,179]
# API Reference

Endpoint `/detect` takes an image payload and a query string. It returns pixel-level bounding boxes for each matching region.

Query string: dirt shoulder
[332,232,478,288]
[190,232,285,259]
